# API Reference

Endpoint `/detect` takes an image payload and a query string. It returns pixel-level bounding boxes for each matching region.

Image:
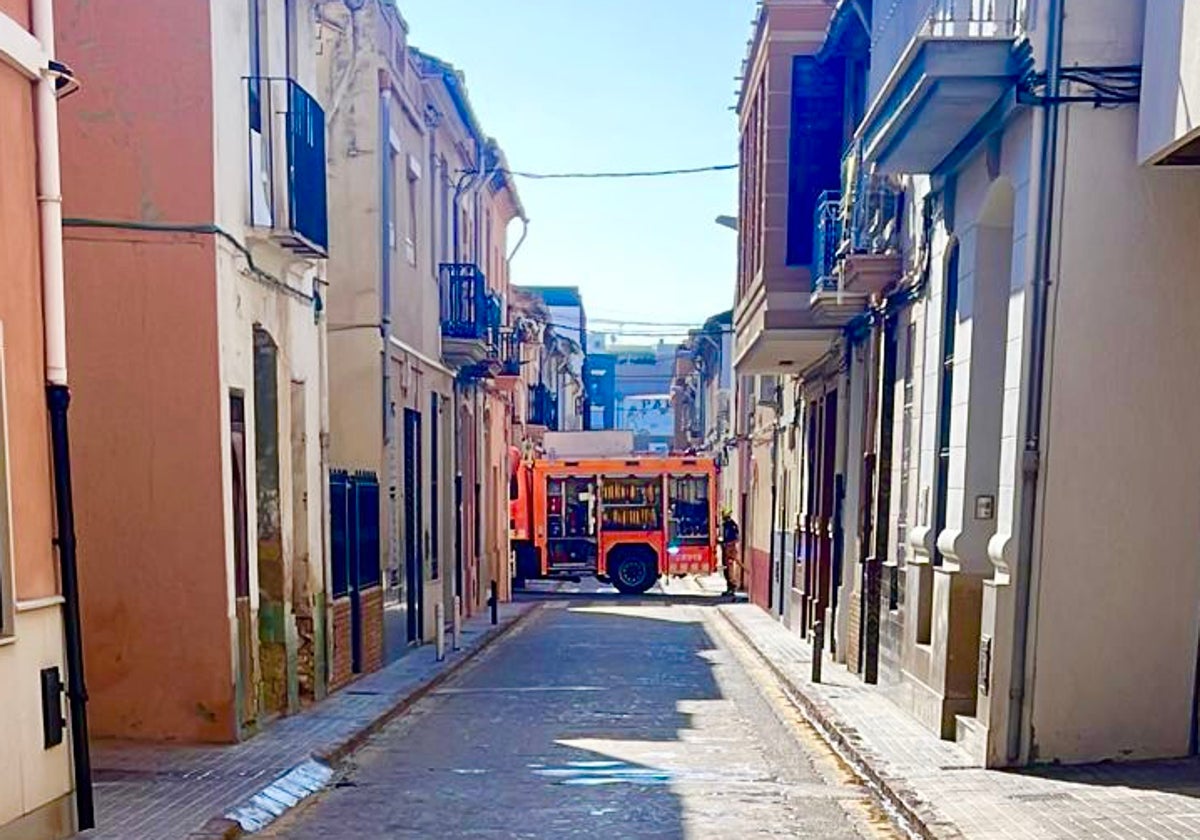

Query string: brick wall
[330,597,353,691]
[361,586,384,674]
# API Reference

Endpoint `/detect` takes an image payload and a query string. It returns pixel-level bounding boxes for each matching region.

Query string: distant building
[672,310,733,455]
[512,286,587,433]
[584,353,617,430]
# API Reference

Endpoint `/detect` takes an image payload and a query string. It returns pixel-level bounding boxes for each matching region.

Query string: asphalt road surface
[264,600,903,839]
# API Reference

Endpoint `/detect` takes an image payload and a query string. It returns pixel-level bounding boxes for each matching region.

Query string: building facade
[413,51,526,617]
[58,0,330,741]
[513,285,587,435]
[321,1,457,668]
[0,2,85,836]
[734,0,1200,769]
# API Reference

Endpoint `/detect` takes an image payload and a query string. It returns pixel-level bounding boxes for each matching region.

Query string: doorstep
[81,601,541,840]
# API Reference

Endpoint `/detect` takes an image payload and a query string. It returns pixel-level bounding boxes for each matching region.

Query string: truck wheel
[610,549,657,595]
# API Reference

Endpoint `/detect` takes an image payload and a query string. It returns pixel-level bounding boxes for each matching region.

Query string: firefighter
[720,509,741,597]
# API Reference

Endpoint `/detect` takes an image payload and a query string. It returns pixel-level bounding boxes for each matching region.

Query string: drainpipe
[1007,0,1064,765]
[380,84,393,433]
[378,82,398,606]
[33,0,93,829]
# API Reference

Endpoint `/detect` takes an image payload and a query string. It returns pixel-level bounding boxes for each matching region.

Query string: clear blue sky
[401,0,754,337]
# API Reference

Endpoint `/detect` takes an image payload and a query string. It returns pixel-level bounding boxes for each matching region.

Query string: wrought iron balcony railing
[869,0,1026,101]
[495,327,522,377]
[840,143,903,257]
[812,191,843,293]
[439,263,488,340]
[246,76,328,255]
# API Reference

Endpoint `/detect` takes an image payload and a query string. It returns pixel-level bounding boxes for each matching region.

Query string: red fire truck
[510,455,719,594]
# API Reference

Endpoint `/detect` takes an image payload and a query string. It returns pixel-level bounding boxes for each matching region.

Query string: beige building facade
[734,0,1200,768]
[321,1,455,662]
[322,2,526,648]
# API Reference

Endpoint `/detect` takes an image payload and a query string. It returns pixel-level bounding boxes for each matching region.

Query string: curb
[316,603,542,767]
[716,606,961,840]
[214,603,544,837]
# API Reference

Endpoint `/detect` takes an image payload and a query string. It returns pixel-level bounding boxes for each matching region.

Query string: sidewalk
[719,603,1200,840]
[82,601,540,840]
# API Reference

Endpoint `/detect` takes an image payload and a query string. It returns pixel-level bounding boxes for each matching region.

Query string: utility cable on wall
[62,217,319,305]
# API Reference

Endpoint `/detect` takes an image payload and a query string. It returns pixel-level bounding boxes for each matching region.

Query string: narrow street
[262,600,902,839]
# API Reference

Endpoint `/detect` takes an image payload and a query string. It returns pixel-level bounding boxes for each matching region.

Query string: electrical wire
[469,164,738,181]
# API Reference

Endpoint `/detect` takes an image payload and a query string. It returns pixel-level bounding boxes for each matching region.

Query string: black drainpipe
[48,383,94,830]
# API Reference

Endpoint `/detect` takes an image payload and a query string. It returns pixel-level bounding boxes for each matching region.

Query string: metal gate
[330,470,381,674]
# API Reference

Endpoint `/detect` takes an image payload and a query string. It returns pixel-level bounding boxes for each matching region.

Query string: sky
[400,0,756,341]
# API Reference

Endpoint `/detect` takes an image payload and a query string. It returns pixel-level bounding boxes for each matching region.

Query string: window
[406,164,419,266]
[387,131,400,252]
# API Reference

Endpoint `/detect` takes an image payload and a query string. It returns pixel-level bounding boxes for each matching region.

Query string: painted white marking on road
[225,758,334,833]
[432,685,606,694]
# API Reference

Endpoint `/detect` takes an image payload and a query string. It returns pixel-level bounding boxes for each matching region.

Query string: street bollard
[452,595,462,651]
[488,581,498,626]
[811,620,824,683]
[435,602,445,662]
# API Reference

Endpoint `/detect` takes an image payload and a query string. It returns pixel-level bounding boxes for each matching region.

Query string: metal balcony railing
[869,0,1026,100]
[840,143,904,256]
[812,191,843,292]
[246,76,328,255]
[496,327,522,377]
[439,263,487,340]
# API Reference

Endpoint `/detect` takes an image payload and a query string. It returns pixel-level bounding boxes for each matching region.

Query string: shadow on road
[271,602,728,839]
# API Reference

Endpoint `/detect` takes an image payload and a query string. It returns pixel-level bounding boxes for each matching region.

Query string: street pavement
[262,600,900,839]
[80,603,536,840]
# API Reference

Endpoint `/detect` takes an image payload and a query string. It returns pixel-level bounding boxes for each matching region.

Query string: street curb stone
[717,605,962,840]
[217,603,544,837]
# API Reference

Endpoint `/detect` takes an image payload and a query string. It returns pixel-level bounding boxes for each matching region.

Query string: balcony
[491,327,523,391]
[810,190,862,326]
[439,263,499,369]
[809,146,907,323]
[734,270,843,374]
[840,166,904,298]
[247,77,328,257]
[858,0,1029,174]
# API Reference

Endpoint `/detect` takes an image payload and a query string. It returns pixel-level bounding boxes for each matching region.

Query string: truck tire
[609,547,658,595]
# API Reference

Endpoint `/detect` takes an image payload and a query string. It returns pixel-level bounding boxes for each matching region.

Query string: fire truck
[510,455,719,594]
